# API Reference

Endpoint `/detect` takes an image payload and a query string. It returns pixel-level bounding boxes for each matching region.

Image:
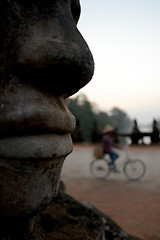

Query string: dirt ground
[61,144,160,240]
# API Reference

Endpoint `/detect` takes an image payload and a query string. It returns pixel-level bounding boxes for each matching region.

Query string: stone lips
[0,87,76,217]
[0,86,76,138]
[0,134,73,159]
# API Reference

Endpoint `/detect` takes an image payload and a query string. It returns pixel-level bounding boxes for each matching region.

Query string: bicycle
[90,144,146,180]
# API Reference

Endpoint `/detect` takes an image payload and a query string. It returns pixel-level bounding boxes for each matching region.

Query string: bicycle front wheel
[90,158,110,179]
[123,159,146,180]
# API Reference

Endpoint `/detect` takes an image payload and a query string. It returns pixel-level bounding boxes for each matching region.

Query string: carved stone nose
[16,18,94,97]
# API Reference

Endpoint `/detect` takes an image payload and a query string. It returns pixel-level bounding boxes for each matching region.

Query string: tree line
[68,94,133,143]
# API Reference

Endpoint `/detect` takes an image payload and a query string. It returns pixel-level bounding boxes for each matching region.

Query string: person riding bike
[102,125,122,172]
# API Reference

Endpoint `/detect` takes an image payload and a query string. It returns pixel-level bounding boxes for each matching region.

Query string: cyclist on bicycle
[102,125,122,172]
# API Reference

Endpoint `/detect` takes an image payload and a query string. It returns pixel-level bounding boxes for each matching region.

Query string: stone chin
[0,154,69,218]
[0,133,73,218]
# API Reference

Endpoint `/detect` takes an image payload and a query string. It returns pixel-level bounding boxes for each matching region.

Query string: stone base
[41,190,142,240]
[0,185,143,240]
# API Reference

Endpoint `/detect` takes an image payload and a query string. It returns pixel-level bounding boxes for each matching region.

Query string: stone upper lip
[0,86,76,138]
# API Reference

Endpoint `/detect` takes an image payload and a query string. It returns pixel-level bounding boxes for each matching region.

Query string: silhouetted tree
[94,111,111,133]
[68,94,94,142]
[110,107,132,132]
[68,94,133,143]
[91,119,102,143]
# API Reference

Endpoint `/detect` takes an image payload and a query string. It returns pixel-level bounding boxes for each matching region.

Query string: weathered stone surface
[41,190,104,240]
[81,202,142,240]
[41,189,142,240]
[0,185,143,240]
[0,0,94,218]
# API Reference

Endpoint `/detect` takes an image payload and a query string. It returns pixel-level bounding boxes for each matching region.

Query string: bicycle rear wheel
[123,159,146,180]
[90,158,110,179]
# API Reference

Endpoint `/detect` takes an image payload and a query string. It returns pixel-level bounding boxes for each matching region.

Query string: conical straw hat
[103,125,114,134]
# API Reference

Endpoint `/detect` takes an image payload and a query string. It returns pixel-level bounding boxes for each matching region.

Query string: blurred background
[62,1,160,240]
[72,0,160,130]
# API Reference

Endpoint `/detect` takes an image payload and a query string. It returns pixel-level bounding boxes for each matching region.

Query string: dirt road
[61,144,160,240]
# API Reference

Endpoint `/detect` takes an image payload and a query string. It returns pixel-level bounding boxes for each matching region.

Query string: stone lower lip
[0,134,73,159]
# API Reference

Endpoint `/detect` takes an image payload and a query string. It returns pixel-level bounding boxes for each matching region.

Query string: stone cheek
[0,157,64,217]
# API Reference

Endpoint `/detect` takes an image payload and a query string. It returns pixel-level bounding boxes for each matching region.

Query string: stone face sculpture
[0,0,94,218]
[0,1,143,239]
[131,119,142,144]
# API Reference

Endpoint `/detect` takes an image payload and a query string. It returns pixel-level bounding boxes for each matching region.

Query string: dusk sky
[73,0,160,125]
